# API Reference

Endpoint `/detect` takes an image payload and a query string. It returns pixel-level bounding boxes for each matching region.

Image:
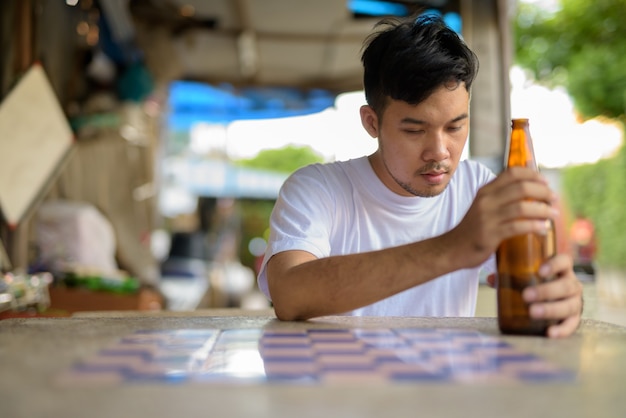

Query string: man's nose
[422,132,449,161]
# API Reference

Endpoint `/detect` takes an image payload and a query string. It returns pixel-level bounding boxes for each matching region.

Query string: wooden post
[462,0,512,174]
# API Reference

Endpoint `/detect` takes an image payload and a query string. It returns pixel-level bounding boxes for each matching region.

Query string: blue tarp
[348,1,462,33]
[167,81,336,130]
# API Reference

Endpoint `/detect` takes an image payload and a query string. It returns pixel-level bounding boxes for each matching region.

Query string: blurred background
[0,0,624,323]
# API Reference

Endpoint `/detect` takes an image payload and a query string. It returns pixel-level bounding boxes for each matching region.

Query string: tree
[235,145,324,174]
[514,0,626,123]
[514,0,626,268]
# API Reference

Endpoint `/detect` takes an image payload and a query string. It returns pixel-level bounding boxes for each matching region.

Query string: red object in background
[569,216,597,265]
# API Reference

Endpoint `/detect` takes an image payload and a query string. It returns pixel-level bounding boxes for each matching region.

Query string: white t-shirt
[257,156,496,317]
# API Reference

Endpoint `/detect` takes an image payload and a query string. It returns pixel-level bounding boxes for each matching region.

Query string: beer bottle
[497,118,557,335]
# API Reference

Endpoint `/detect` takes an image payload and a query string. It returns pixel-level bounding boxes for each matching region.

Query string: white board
[0,65,73,227]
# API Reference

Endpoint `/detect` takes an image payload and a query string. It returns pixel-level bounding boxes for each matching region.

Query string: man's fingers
[523,277,582,305]
[487,167,555,205]
[528,294,582,321]
[547,315,582,339]
[501,219,553,238]
[517,252,583,338]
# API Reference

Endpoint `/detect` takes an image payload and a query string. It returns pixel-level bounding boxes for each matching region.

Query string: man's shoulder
[456,159,496,179]
[290,157,367,182]
[457,158,494,173]
[451,159,496,192]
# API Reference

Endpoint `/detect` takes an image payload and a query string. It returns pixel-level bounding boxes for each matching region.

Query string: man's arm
[267,167,559,321]
[267,236,464,321]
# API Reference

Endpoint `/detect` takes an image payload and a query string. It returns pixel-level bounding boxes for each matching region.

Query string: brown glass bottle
[496,118,557,336]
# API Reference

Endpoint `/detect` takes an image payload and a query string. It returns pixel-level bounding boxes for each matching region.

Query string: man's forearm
[267,234,462,321]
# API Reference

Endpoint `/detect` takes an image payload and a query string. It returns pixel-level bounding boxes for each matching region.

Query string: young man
[257,15,583,338]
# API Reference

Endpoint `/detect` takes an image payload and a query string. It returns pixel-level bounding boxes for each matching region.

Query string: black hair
[361,14,479,116]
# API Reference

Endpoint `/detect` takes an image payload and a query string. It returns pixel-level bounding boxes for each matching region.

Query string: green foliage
[562,143,626,268]
[568,43,626,120]
[515,0,626,267]
[235,145,325,174]
[514,0,626,122]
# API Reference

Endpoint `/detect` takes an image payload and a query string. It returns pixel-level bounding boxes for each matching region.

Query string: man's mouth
[422,171,446,184]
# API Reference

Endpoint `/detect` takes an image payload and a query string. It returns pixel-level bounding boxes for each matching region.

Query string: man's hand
[447,167,558,270]
[463,166,583,338]
[486,255,583,338]
[523,254,583,338]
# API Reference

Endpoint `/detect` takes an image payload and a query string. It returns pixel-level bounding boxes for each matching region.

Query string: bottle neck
[507,119,537,170]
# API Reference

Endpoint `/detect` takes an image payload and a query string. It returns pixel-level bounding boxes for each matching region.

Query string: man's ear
[359,105,379,138]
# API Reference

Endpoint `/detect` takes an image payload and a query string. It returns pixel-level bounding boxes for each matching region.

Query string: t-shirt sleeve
[257,164,335,299]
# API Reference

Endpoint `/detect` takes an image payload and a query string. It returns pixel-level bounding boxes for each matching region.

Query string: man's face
[361,83,470,197]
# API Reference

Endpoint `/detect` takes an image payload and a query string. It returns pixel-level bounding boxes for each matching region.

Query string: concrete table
[1,310,625,418]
